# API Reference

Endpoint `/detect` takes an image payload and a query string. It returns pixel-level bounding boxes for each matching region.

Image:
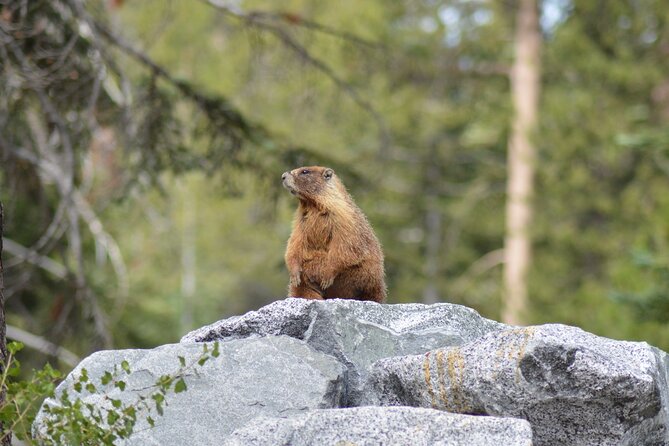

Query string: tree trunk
[0,202,11,446]
[502,0,541,325]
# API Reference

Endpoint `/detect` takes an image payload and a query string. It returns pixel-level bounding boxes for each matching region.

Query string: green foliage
[1,342,61,444]
[1,341,219,445]
[0,0,291,356]
[531,0,669,346]
[611,250,669,322]
[3,0,669,366]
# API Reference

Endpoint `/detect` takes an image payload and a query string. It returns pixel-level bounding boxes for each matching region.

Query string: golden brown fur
[282,166,386,302]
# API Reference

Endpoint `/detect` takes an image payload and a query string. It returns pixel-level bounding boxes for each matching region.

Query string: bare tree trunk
[0,202,11,446]
[502,0,541,325]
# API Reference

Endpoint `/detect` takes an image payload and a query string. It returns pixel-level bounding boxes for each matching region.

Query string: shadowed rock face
[34,299,669,445]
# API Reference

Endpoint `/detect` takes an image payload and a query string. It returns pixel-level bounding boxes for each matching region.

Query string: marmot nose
[281,172,289,181]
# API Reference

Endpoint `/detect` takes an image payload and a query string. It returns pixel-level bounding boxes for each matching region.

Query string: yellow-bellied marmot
[282,166,386,302]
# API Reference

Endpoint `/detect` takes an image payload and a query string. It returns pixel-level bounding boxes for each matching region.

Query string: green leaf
[147,416,155,427]
[178,355,186,367]
[124,405,137,419]
[85,383,97,393]
[45,363,62,379]
[7,341,24,354]
[107,410,120,425]
[212,342,220,358]
[174,378,187,393]
[152,393,165,405]
[7,359,21,377]
[121,360,131,374]
[115,380,127,391]
[111,399,122,409]
[101,371,113,385]
[157,375,172,390]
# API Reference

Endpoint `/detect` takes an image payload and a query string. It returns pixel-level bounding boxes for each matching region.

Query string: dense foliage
[1,0,668,381]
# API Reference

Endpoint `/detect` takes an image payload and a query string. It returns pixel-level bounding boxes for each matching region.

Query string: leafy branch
[1,341,220,445]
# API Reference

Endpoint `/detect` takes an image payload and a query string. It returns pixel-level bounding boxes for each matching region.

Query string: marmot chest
[299,211,334,250]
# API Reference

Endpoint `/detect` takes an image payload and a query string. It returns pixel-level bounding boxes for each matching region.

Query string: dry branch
[203,0,391,153]
[6,325,80,367]
[2,239,67,279]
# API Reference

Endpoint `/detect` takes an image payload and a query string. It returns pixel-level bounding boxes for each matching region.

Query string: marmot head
[281,166,342,203]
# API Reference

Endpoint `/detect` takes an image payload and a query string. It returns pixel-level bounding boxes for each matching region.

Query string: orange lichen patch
[493,327,536,383]
[513,327,535,383]
[449,349,469,413]
[423,352,437,409]
[432,348,470,413]
[494,328,536,360]
[435,350,450,409]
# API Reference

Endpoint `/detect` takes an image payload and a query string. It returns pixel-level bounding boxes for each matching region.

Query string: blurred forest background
[1,0,669,375]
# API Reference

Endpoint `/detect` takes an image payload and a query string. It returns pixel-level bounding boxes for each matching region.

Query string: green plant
[611,251,669,322]
[0,342,61,444]
[1,341,220,445]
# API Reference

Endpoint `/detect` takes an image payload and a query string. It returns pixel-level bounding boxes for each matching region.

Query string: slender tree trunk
[502,0,541,325]
[0,202,11,446]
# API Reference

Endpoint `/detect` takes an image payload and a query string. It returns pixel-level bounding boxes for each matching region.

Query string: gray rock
[182,298,505,404]
[34,336,345,445]
[223,406,533,446]
[361,324,669,446]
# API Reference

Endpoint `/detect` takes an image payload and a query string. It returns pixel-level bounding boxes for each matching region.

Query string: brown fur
[282,166,386,302]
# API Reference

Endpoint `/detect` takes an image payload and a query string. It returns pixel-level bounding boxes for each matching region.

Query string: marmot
[282,166,386,302]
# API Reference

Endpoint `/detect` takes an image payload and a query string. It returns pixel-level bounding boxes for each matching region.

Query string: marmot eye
[300,169,310,175]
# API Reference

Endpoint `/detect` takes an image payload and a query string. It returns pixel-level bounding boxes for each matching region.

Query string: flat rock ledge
[34,298,669,446]
[222,406,533,446]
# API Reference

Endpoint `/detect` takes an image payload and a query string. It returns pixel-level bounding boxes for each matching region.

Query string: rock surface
[223,406,533,446]
[34,336,345,445]
[34,299,669,445]
[361,324,669,446]
[182,297,505,404]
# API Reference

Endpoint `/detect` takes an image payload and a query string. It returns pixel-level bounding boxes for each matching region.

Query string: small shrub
[1,341,220,445]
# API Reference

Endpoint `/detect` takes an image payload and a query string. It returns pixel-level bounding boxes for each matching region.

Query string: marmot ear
[323,168,334,180]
